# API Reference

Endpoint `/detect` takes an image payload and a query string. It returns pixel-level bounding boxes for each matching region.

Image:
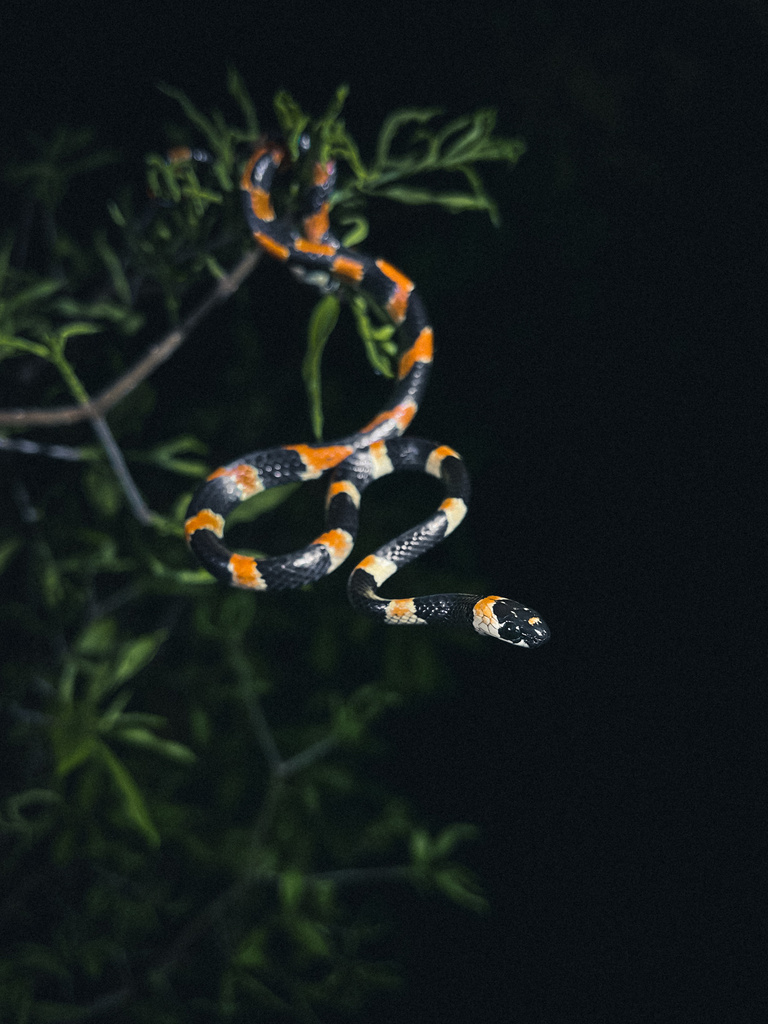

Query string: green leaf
[291,918,331,959]
[349,295,397,377]
[54,296,144,332]
[1,277,63,310]
[98,741,160,845]
[409,828,431,867]
[111,727,197,764]
[106,199,126,227]
[226,481,301,527]
[82,464,123,518]
[157,83,218,147]
[2,789,61,833]
[0,333,49,358]
[336,211,370,247]
[93,231,132,305]
[145,556,216,585]
[55,732,98,778]
[279,868,307,911]
[0,536,21,573]
[322,83,350,126]
[376,184,497,221]
[106,711,167,730]
[227,66,259,138]
[145,152,183,204]
[113,629,167,684]
[49,320,102,343]
[139,434,210,476]
[75,617,117,658]
[41,559,65,608]
[375,107,444,169]
[233,926,269,970]
[434,866,488,913]
[273,90,310,158]
[331,684,402,743]
[203,253,226,279]
[431,822,479,860]
[98,687,133,729]
[302,294,340,440]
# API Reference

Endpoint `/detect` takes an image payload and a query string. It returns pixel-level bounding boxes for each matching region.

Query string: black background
[2,1,765,1020]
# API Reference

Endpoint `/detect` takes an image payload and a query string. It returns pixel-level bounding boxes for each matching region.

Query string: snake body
[184,140,549,647]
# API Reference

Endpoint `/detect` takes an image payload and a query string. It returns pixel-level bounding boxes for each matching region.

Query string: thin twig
[89,414,154,524]
[0,249,262,429]
[244,692,284,775]
[279,735,340,778]
[0,436,93,460]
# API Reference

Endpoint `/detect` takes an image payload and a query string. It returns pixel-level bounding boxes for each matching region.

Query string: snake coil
[184,140,549,647]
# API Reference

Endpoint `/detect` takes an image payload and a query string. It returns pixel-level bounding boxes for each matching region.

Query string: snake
[183,139,549,647]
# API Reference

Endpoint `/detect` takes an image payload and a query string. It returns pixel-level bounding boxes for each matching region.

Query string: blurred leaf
[1,789,61,835]
[98,741,160,845]
[55,728,98,778]
[227,65,260,138]
[0,537,21,573]
[111,727,196,764]
[349,294,397,377]
[75,617,117,658]
[273,89,311,158]
[279,869,307,912]
[226,480,301,526]
[303,294,340,440]
[82,464,123,518]
[434,866,488,914]
[113,629,167,684]
[96,693,133,737]
[374,107,444,168]
[291,918,331,959]
[431,822,479,860]
[93,231,132,305]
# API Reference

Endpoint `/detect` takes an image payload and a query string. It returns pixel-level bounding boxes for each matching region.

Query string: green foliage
[0,79,524,1021]
[303,294,341,440]
[4,127,118,210]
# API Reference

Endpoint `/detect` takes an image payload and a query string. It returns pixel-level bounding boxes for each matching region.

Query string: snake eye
[494,600,551,648]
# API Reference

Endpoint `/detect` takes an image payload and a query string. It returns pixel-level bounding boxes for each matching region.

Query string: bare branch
[0,249,262,428]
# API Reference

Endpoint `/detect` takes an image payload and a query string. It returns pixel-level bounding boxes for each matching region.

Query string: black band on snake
[184,139,549,648]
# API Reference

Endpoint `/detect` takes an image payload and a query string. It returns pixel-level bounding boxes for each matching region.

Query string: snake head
[474,596,550,648]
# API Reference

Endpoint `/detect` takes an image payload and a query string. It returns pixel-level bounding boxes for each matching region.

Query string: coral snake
[184,138,549,647]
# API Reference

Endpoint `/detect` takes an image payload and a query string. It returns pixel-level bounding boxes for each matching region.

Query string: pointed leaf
[434,866,488,913]
[113,629,167,684]
[75,618,117,658]
[98,742,160,845]
[55,734,98,777]
[431,822,479,860]
[303,294,340,439]
[279,869,307,911]
[111,727,196,764]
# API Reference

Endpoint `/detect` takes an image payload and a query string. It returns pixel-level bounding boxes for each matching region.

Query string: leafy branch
[0,79,522,1021]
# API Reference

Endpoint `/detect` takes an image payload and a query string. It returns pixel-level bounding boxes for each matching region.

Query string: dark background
[2,1,765,1020]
